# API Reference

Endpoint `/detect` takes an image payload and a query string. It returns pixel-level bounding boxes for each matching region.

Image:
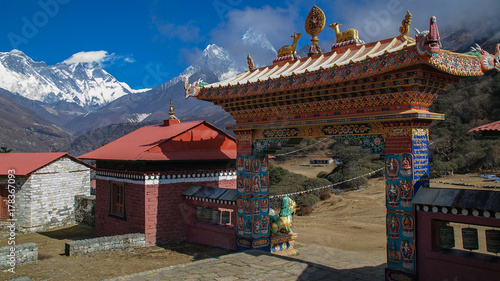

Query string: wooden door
[0,184,9,220]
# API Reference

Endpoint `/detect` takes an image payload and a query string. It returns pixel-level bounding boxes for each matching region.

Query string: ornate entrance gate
[186,6,499,280]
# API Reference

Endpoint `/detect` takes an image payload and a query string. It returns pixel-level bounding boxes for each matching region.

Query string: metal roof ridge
[248,66,272,83]
[346,45,367,63]
[262,64,280,78]
[323,48,352,68]
[277,59,302,78]
[368,37,398,58]
[364,42,382,59]
[292,56,313,73]
[314,51,338,70]
[305,54,325,71]
[268,61,291,79]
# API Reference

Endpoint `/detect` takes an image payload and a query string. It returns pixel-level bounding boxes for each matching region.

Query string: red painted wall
[95,177,236,246]
[184,199,237,250]
[95,179,145,239]
[417,210,500,281]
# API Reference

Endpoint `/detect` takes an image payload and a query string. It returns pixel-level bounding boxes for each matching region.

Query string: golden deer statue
[329,23,359,43]
[277,33,302,58]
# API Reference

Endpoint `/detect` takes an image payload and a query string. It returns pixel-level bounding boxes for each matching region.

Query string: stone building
[0,152,92,232]
[79,110,237,246]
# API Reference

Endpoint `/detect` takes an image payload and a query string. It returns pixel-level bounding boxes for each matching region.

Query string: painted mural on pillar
[386,154,414,212]
[387,211,416,272]
[236,154,270,250]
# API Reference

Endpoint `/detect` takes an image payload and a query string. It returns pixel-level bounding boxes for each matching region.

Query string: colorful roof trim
[198,35,483,101]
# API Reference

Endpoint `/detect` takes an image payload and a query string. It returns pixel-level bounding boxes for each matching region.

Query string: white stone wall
[0,177,29,230]
[16,157,91,232]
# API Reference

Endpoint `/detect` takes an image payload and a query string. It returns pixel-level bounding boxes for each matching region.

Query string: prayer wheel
[439,225,455,249]
[462,228,479,251]
[204,208,213,220]
[196,206,205,219]
[212,209,221,223]
[221,211,230,224]
[486,229,500,254]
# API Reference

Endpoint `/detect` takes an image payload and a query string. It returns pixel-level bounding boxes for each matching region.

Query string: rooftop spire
[169,100,177,119]
[164,100,180,126]
[305,5,326,57]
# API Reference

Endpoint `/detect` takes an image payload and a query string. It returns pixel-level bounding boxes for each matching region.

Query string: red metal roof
[468,120,500,133]
[0,152,68,176]
[79,121,236,161]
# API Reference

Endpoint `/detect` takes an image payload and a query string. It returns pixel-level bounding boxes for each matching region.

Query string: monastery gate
[186,6,499,280]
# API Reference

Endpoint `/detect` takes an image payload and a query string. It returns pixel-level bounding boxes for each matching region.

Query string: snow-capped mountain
[67,29,281,137]
[0,50,147,110]
[242,28,276,55]
[66,43,241,136]
[238,28,277,68]
[158,44,239,91]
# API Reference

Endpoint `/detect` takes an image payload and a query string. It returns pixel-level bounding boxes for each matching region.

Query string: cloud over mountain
[63,50,135,67]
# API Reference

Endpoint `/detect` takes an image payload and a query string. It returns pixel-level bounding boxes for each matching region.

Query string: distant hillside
[429,71,500,174]
[0,88,72,152]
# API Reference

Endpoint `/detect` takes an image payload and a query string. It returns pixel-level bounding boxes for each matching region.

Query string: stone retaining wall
[0,243,38,269]
[75,195,95,227]
[65,233,145,256]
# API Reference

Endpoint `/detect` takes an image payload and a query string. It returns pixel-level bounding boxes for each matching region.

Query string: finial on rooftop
[399,10,412,36]
[305,5,326,56]
[164,100,180,126]
[247,54,255,71]
[168,100,177,119]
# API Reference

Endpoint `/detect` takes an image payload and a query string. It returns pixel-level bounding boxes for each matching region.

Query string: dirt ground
[0,227,232,281]
[1,171,498,280]
[270,157,336,178]
[293,177,387,255]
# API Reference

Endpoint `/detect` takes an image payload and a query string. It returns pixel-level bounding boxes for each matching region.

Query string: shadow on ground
[245,249,386,280]
[157,241,235,261]
[37,225,95,241]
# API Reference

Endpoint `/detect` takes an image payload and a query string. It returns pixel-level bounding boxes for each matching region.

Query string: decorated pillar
[384,121,430,281]
[235,131,271,252]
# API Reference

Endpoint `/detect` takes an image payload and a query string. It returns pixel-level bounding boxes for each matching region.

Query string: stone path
[106,243,386,281]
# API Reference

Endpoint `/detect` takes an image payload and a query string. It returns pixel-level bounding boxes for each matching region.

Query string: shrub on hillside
[319,189,332,200]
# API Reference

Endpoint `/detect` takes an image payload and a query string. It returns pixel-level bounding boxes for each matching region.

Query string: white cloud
[63,50,109,64]
[207,5,302,68]
[63,51,135,66]
[211,5,300,51]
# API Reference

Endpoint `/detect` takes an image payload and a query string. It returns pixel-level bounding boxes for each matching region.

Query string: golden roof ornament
[399,10,412,36]
[277,33,302,58]
[168,100,178,120]
[305,5,326,56]
[247,54,255,71]
[329,23,359,43]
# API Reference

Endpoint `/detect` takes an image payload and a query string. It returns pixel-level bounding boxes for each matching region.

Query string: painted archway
[186,7,499,280]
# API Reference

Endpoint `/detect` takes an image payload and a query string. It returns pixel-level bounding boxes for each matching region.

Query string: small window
[110,182,124,217]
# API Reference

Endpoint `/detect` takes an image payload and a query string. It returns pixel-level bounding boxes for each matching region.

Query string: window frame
[109,181,125,218]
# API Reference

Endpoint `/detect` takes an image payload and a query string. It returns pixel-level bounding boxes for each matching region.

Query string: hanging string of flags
[272,138,330,157]
[269,167,384,199]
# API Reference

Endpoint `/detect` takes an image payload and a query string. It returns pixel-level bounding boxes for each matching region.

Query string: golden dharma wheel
[305,5,326,45]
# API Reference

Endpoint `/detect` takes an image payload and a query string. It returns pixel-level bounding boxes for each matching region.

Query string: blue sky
[0,0,498,90]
